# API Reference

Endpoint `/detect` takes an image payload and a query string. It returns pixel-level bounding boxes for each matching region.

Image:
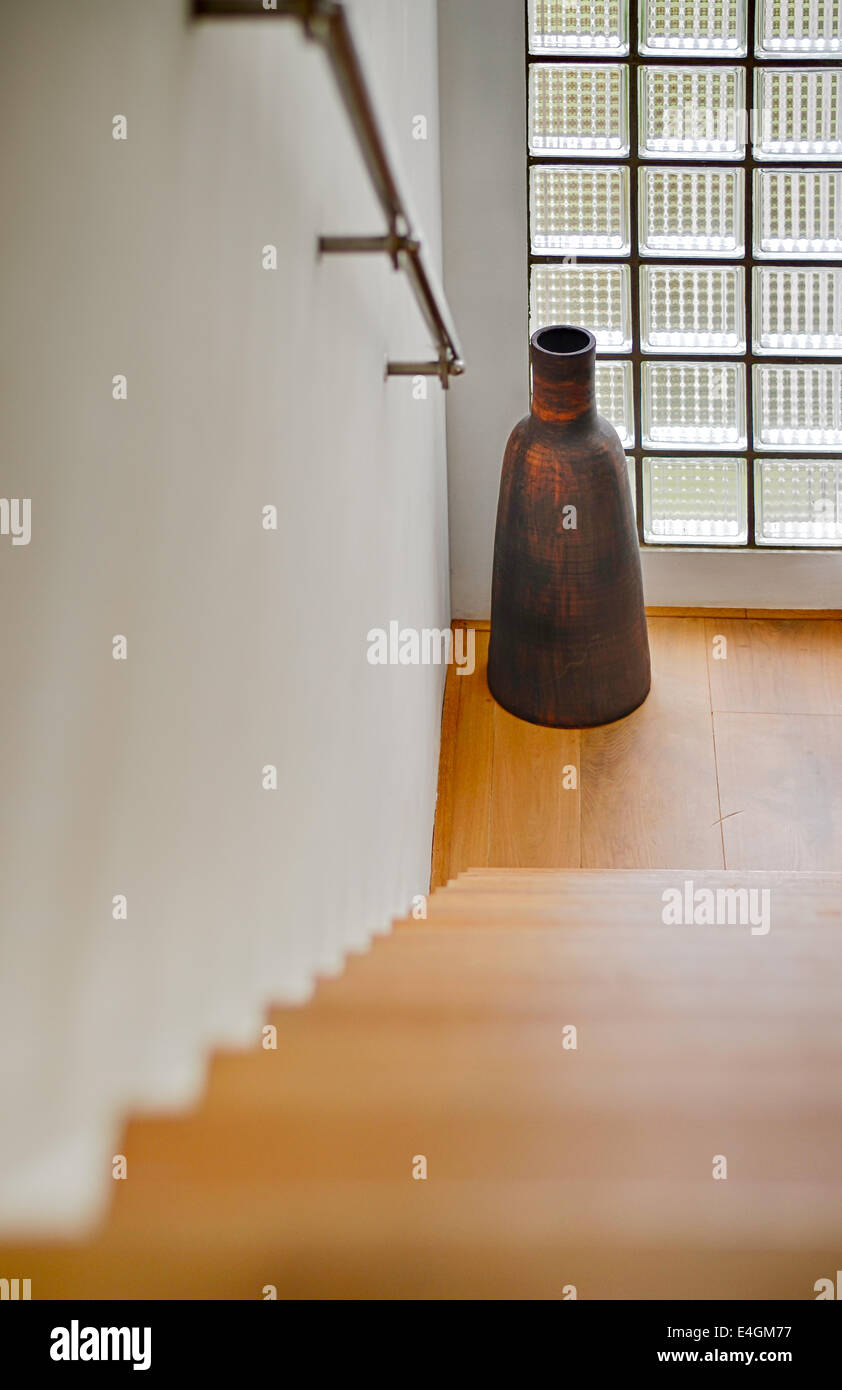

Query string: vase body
[487,326,650,728]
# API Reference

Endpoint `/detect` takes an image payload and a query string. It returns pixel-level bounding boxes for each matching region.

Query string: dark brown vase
[487,325,650,728]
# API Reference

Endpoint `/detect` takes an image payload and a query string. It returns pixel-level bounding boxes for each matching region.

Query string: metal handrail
[193,0,465,388]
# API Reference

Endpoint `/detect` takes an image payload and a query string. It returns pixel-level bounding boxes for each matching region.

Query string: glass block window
[639,67,746,159]
[756,0,842,55]
[530,165,631,253]
[642,361,747,446]
[639,167,745,257]
[754,170,842,259]
[626,454,637,512]
[643,456,748,541]
[755,458,842,542]
[753,266,842,354]
[530,263,632,347]
[528,64,630,154]
[528,0,630,54]
[641,265,745,351]
[595,360,635,445]
[753,363,842,448]
[526,0,842,547]
[753,68,842,159]
[640,0,747,55]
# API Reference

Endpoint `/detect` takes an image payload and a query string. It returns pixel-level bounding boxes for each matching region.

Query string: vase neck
[529,326,597,425]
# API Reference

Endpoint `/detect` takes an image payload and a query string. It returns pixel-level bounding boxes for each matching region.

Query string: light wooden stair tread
[2,866,840,1299]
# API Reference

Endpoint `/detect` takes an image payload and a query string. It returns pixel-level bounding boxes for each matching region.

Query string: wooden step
[404,870,842,929]
[1,868,840,1299]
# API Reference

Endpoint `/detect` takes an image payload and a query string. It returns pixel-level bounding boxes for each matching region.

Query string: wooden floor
[433,614,842,886]
[3,869,841,1300]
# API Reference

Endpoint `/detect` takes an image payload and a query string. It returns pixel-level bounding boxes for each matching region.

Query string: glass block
[640,0,747,55]
[753,267,842,356]
[642,361,746,447]
[755,459,842,544]
[639,66,746,159]
[643,457,747,543]
[754,68,842,160]
[530,166,630,255]
[626,455,637,515]
[639,167,744,257]
[756,0,842,56]
[528,0,630,54]
[754,170,842,259]
[754,365,842,449]
[641,265,745,352]
[530,265,632,350]
[529,64,629,156]
[595,361,635,447]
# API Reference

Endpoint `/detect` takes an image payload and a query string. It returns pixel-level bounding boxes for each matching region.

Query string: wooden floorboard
[714,712,842,870]
[580,618,723,869]
[442,630,494,882]
[433,615,842,875]
[488,704,579,868]
[705,618,842,716]
[430,657,461,890]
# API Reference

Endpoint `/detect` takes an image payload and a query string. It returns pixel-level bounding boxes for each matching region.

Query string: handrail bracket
[387,349,465,392]
[319,233,420,270]
[193,0,464,391]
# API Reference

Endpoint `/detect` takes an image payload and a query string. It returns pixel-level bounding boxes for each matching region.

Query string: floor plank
[488,704,579,868]
[715,712,842,869]
[435,616,842,874]
[580,619,724,868]
[440,630,494,881]
[706,619,842,716]
[430,658,461,889]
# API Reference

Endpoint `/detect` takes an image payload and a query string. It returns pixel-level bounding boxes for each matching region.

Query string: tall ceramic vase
[487,325,650,728]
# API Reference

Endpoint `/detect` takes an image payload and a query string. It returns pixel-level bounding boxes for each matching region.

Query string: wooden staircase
[4,869,842,1299]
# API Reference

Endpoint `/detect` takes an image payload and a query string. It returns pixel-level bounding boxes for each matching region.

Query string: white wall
[0,0,448,1231]
[438,0,529,620]
[438,0,842,615]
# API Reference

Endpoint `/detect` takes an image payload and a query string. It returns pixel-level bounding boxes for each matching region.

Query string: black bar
[3,1298,839,1376]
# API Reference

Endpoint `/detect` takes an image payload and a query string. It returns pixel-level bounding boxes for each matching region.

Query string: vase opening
[533,326,594,356]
